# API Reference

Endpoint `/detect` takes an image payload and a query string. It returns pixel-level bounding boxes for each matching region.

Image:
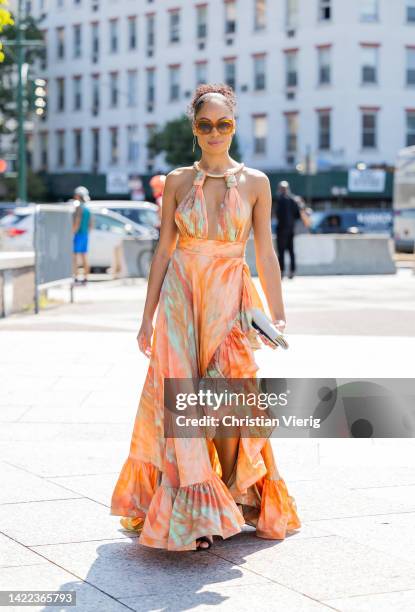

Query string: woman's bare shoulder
[243,166,270,184]
[166,166,195,184]
[165,166,195,204]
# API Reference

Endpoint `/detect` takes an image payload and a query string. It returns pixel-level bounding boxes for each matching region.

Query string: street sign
[348,169,386,192]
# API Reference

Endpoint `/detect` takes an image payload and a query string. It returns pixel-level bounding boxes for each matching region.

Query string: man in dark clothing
[272,181,309,279]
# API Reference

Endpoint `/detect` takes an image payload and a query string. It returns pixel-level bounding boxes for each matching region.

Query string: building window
[225,0,236,34]
[73,24,81,58]
[285,112,298,165]
[406,111,415,146]
[73,129,82,166]
[406,48,415,85]
[254,0,266,30]
[91,22,99,62]
[109,19,118,53]
[285,50,298,87]
[128,16,137,50]
[169,9,180,43]
[56,26,65,59]
[195,61,207,86]
[73,75,82,110]
[109,72,119,107]
[317,46,331,85]
[253,55,266,90]
[56,131,65,167]
[127,125,139,163]
[168,65,180,101]
[360,0,378,22]
[91,74,100,115]
[56,77,65,112]
[91,128,100,170]
[109,127,119,164]
[318,0,331,21]
[196,5,207,38]
[361,110,377,148]
[361,45,378,84]
[146,13,155,48]
[40,131,48,171]
[407,1,415,23]
[127,70,138,107]
[286,0,298,29]
[253,115,267,154]
[317,110,331,150]
[224,58,236,90]
[146,68,155,105]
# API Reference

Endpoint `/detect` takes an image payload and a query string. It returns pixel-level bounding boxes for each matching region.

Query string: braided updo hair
[186,83,237,123]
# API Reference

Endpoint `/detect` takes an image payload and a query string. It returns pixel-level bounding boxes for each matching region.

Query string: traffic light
[28,78,47,117]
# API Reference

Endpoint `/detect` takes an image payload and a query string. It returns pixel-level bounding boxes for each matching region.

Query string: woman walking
[110,83,301,551]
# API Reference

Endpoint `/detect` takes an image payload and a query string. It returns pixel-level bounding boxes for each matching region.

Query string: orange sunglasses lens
[195,119,234,135]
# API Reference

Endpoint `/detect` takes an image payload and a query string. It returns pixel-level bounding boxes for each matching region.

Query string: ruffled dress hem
[110,456,301,550]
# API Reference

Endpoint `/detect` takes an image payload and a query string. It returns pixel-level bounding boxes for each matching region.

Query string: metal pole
[305,145,312,207]
[34,205,39,313]
[16,0,27,203]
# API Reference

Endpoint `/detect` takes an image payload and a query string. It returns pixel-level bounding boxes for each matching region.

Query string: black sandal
[196,536,213,550]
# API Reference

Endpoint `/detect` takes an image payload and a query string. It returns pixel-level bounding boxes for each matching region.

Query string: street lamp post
[16,0,26,203]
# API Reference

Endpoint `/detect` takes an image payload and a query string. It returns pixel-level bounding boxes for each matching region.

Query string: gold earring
[192,134,196,153]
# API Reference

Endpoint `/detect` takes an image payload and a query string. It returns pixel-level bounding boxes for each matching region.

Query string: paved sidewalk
[1,271,415,611]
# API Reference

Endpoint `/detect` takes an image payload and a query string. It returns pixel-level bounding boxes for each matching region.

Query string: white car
[88,201,161,234]
[0,205,157,274]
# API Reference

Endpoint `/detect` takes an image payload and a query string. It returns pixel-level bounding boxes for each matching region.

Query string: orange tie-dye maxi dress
[110,161,301,551]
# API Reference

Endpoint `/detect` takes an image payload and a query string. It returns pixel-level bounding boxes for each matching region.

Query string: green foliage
[3,169,47,201]
[147,114,241,168]
[0,0,14,62]
[0,13,43,134]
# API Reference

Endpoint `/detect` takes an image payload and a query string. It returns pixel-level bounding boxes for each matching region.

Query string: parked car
[309,208,393,235]
[88,208,157,273]
[0,206,157,276]
[88,201,160,235]
[0,202,20,221]
[0,206,34,250]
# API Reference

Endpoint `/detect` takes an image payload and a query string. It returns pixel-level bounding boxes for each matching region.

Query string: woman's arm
[251,172,286,327]
[141,172,179,325]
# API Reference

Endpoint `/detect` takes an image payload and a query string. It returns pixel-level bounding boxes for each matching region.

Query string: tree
[147,114,241,168]
[0,0,14,62]
[0,11,43,136]
[3,168,47,201]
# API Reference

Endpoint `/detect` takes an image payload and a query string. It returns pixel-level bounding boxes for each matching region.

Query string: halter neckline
[193,160,244,178]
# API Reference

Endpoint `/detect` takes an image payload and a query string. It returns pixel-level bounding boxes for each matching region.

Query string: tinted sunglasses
[194,118,235,135]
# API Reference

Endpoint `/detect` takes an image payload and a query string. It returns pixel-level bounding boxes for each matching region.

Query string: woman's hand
[137,318,153,358]
[272,318,286,334]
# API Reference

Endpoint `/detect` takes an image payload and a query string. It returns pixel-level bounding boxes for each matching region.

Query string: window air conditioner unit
[198,41,205,50]
[286,90,295,100]
[147,47,153,57]
[241,84,248,92]
[147,103,154,112]
[286,28,296,37]
[225,37,234,45]
[184,90,191,97]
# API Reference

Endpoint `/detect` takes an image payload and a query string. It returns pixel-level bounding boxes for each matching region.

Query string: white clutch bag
[247,307,289,350]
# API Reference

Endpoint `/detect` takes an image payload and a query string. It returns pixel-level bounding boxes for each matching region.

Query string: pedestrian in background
[272,181,311,279]
[149,174,166,229]
[72,186,93,285]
